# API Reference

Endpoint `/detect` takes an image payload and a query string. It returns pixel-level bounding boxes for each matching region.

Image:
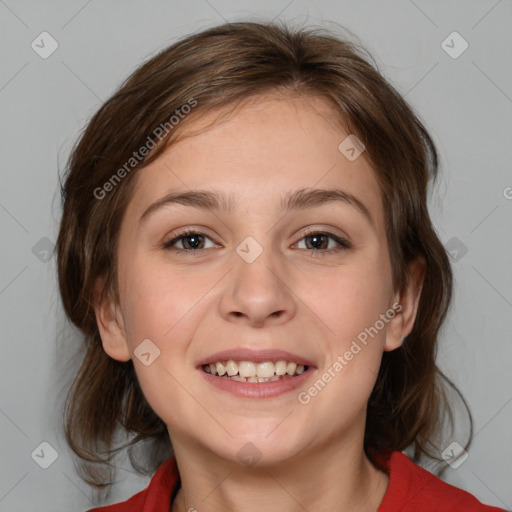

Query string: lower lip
[198,367,315,398]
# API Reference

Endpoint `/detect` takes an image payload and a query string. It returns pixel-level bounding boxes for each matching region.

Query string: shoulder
[375,450,506,512]
[85,456,179,512]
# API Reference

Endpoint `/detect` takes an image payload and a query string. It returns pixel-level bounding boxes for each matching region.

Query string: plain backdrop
[0,0,511,510]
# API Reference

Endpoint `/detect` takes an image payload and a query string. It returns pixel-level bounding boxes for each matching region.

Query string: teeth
[286,362,297,375]
[202,359,309,380]
[256,362,275,378]
[216,362,226,376]
[226,360,238,376]
[275,360,287,376]
[239,361,256,378]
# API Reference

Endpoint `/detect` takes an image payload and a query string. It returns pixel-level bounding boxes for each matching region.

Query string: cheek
[118,254,209,346]
[312,249,392,394]
[118,260,213,431]
[319,260,392,340]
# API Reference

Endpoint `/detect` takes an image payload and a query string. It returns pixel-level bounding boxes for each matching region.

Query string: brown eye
[295,231,351,254]
[163,231,215,252]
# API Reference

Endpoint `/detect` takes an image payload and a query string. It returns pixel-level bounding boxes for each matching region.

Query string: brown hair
[55,20,472,494]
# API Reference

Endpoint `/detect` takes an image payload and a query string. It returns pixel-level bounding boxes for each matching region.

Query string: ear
[93,276,131,362]
[384,256,426,352]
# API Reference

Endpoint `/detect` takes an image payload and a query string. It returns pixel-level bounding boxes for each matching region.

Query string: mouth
[202,360,308,382]
[197,349,316,398]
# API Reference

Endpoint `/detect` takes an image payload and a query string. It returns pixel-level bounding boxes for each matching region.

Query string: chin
[202,425,309,468]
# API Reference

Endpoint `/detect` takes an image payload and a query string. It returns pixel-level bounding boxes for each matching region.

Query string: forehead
[126,94,384,231]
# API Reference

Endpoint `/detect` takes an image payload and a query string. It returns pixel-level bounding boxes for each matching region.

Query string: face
[96,93,414,466]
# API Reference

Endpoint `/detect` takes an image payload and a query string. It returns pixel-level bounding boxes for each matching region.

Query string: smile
[202,360,307,382]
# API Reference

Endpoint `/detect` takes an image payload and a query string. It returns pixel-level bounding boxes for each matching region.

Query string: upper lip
[198,348,315,368]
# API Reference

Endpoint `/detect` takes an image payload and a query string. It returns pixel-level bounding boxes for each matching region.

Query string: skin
[94,93,425,512]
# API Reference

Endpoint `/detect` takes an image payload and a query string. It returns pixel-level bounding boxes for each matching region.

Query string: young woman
[56,21,505,512]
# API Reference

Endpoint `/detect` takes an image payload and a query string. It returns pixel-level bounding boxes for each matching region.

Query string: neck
[169,433,389,512]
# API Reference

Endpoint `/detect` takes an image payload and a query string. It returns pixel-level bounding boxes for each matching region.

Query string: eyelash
[162,228,351,257]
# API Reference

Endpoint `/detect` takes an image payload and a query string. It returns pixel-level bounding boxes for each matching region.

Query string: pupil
[309,234,326,250]
[185,235,202,249]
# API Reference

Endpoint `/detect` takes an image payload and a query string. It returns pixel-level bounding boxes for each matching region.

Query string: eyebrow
[138,187,375,228]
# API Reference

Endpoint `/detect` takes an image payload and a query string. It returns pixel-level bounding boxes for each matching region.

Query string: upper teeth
[203,360,306,378]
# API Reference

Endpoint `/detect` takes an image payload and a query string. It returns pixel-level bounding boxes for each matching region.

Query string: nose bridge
[219,232,296,326]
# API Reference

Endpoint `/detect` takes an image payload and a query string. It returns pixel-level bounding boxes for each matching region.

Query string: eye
[162,230,216,254]
[294,230,351,256]
[162,228,351,256]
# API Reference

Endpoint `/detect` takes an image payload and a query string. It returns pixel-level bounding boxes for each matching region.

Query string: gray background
[1,0,511,510]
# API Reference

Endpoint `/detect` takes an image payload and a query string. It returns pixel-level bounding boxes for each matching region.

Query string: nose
[218,244,297,328]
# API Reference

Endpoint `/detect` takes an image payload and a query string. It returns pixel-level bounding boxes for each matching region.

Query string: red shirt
[87,451,505,511]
